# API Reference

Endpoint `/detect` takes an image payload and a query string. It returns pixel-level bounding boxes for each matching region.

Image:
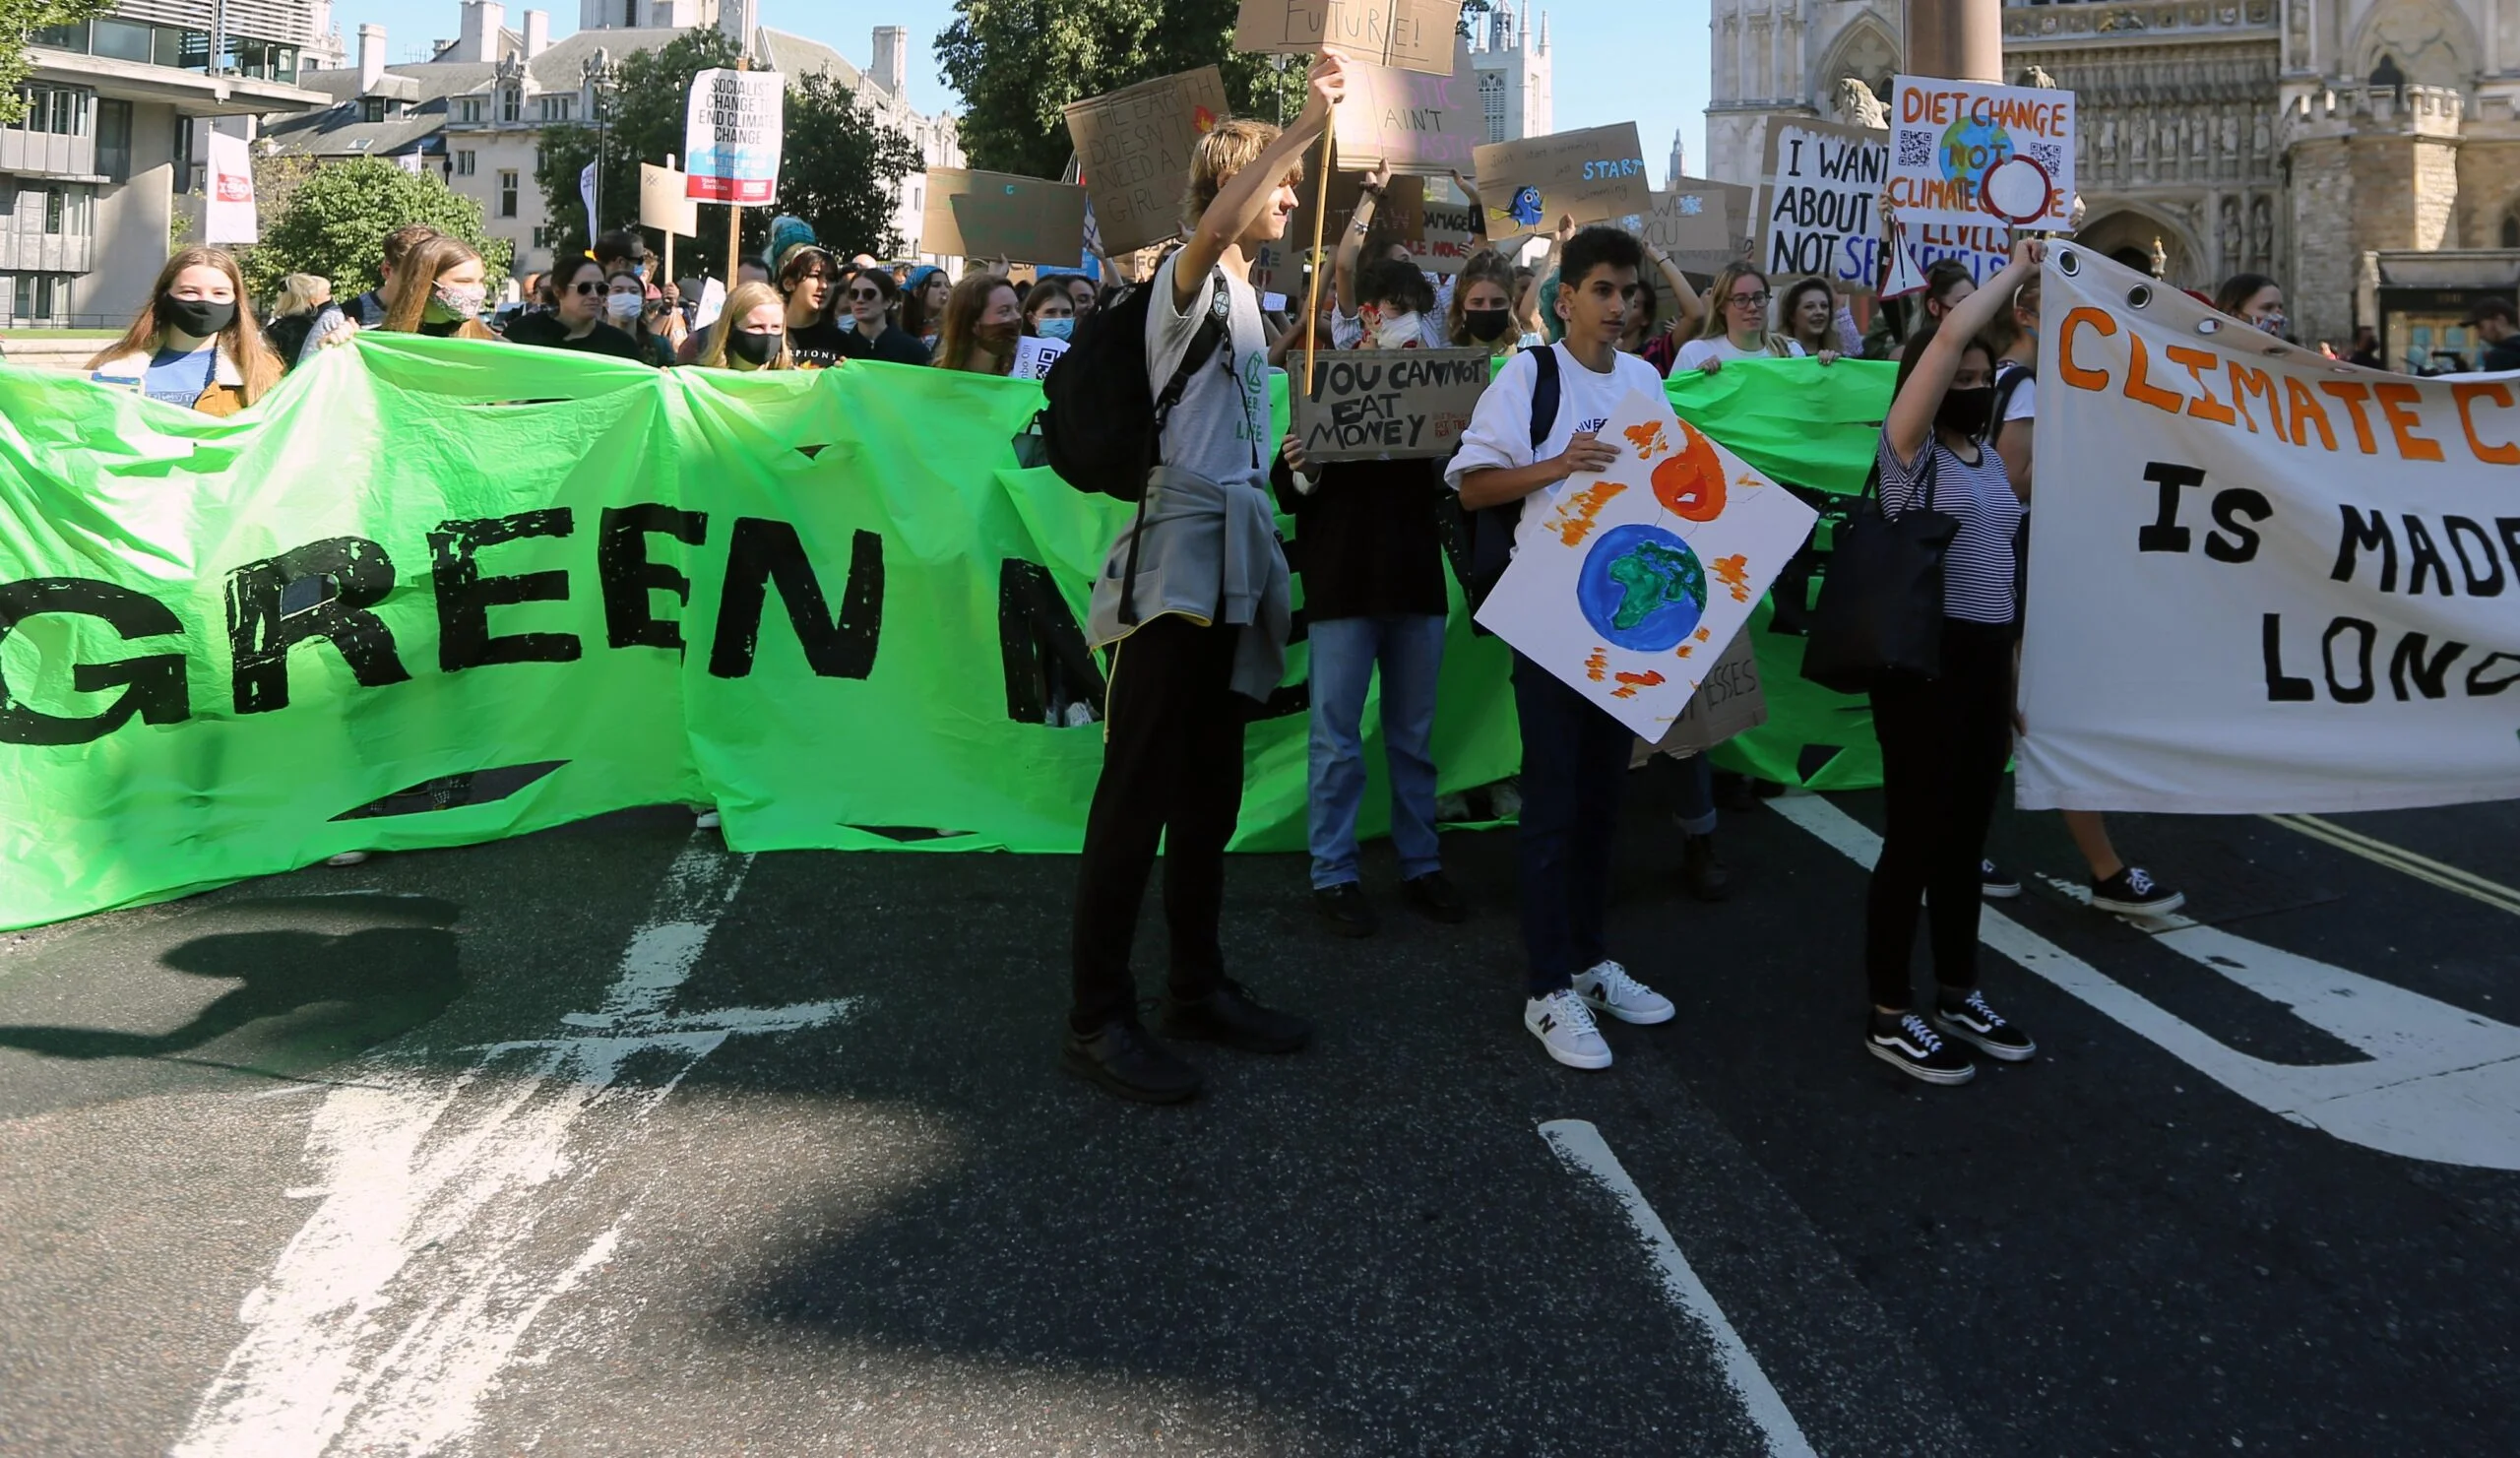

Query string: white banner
[2020,247,2520,813]
[580,161,599,244]
[202,130,258,245]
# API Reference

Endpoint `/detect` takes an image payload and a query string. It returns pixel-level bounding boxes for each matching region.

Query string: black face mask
[728,329,781,366]
[161,294,236,338]
[1464,306,1512,343]
[1937,385,1996,439]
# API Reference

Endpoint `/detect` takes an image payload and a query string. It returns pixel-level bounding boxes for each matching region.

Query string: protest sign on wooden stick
[1471,123,1653,232]
[921,168,1092,265]
[1063,68,1229,258]
[1233,0,1466,76]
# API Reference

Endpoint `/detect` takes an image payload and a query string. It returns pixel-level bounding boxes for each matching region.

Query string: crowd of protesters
[74,65,2517,1101]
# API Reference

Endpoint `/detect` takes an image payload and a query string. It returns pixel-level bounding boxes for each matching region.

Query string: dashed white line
[1540,1118,1821,1458]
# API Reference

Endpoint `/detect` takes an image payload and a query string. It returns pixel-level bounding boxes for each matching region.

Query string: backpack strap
[1987,359,2036,439]
[1123,269,1232,629]
[1527,344,1560,452]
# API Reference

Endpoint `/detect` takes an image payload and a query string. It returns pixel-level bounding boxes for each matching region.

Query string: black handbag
[1800,442,1960,693]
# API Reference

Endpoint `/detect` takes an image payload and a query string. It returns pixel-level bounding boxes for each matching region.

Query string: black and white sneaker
[2091,866,2185,918]
[1930,989,2037,1062]
[1979,859,2022,899]
[1866,1011,1976,1086]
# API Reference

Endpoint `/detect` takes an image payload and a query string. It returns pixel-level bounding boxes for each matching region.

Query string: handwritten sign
[1284,154,1422,269]
[1642,180,1746,276]
[921,168,1092,266]
[639,162,698,237]
[1402,194,1480,275]
[1333,44,1478,175]
[1754,120,1884,290]
[1886,74,2076,230]
[1234,0,1467,77]
[1474,388,1816,739]
[1293,347,1492,462]
[1472,122,1653,232]
[1063,67,1229,258]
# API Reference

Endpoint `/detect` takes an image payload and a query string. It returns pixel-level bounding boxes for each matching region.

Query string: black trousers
[1864,620,2017,1009]
[1512,651,1632,997]
[1068,613,1249,1032]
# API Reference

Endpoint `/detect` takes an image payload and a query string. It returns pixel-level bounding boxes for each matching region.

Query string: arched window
[2502,209,2519,250]
[2370,54,2407,94]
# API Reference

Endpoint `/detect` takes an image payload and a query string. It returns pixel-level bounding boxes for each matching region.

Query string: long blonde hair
[380,234,495,339]
[276,273,332,318]
[87,247,283,405]
[1696,264,1771,341]
[695,282,796,370]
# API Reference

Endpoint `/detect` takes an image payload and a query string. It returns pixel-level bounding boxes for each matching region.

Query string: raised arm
[1174,53,1347,311]
[1334,159,1393,317]
[1642,238,1704,339]
[1884,239,2041,462]
[1451,170,1490,245]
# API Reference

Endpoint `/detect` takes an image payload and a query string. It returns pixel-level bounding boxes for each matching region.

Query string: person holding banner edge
[1861,236,2044,1087]
[1450,225,1681,1071]
[1061,54,1349,1105]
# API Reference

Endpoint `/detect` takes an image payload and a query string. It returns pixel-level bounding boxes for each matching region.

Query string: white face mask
[1368,309,1424,349]
[605,293,644,324]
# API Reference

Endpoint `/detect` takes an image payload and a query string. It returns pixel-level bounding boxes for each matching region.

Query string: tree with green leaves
[535,29,921,279]
[0,0,112,125]
[242,158,512,302]
[934,0,1308,179]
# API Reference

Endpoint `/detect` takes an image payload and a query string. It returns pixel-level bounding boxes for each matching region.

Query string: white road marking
[1775,795,2520,1172]
[172,836,857,1457]
[1540,1119,1821,1458]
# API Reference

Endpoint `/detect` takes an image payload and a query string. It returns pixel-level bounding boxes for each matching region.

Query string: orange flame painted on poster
[1650,418,1727,522]
[1585,648,1609,681]
[1711,553,1753,602]
[1549,480,1627,546]
[1610,668,1666,700]
[1624,419,1670,460]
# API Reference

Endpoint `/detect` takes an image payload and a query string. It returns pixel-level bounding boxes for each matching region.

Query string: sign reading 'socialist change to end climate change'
[684,68,784,204]
[2019,247,2520,814]
[1885,75,2075,232]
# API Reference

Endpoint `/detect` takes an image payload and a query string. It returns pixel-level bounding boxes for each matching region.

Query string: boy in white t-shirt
[1446,226,1680,1071]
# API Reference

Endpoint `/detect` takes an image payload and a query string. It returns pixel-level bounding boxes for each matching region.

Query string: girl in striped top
[1859,238,2045,1089]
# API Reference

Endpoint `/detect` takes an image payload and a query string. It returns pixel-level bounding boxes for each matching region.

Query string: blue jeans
[1673,753,1717,838]
[1512,651,1633,996]
[1306,613,1447,890]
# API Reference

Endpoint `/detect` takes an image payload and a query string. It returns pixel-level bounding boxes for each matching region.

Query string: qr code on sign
[1896,129,1933,168]
[2024,141,2064,174]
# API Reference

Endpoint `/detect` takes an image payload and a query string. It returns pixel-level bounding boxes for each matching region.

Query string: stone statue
[1832,77,1889,130]
[2021,64,2059,89]
[2250,195,2274,270]
[2220,196,2242,263]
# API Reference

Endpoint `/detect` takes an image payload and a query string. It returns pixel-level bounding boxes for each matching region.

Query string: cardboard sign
[1633,629,1767,761]
[640,162,699,237]
[921,168,1093,266]
[1333,44,1479,176]
[1063,67,1230,258]
[1642,181,1746,275]
[1753,119,1886,292]
[1472,122,1653,232]
[1293,347,1493,462]
[1013,335,1070,380]
[1283,153,1423,269]
[1404,194,1480,276]
[684,68,784,205]
[1886,74,2076,231]
[1234,0,1466,77]
[1474,388,1817,739]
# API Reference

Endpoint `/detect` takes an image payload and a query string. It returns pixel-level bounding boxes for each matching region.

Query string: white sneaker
[1571,960,1674,1025]
[694,809,722,830]
[323,851,370,867]
[1525,989,1612,1069]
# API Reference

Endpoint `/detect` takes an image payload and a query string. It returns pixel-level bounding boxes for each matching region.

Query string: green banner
[0,345,1892,930]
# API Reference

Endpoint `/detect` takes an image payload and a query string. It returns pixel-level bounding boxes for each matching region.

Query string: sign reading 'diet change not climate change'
[1886,74,2075,231]
[1063,67,1229,258]
[684,68,784,205]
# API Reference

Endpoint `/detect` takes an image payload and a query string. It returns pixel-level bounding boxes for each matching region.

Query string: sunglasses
[847,288,884,301]
[569,281,603,295]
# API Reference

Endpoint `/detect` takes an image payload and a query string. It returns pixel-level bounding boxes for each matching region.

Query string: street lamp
[581,47,611,239]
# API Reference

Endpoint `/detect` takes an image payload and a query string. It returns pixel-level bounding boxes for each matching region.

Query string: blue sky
[343,2,1710,175]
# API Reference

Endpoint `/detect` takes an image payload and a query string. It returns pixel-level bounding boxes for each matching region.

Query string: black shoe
[1679,834,1731,902]
[1713,770,1760,813]
[1401,870,1469,923]
[2091,866,2185,918]
[1313,881,1378,938]
[1158,980,1312,1054]
[1979,859,2023,899]
[1060,1019,1202,1104]
[1931,989,2037,1062]
[1866,1011,1977,1086]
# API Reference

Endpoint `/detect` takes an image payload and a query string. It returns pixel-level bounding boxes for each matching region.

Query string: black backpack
[1450,346,1561,615]
[1035,268,1229,501]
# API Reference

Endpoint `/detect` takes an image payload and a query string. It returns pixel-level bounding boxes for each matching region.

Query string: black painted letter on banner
[708,519,884,680]
[2139,463,2205,553]
[430,509,583,672]
[225,537,411,714]
[598,505,709,653]
[0,578,191,744]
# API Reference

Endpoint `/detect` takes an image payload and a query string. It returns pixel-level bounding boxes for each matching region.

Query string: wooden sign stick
[723,57,748,288]
[1300,121,1335,391]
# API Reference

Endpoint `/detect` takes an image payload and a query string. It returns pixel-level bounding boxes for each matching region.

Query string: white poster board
[1886,75,2075,232]
[1474,389,1818,738]
[640,162,699,236]
[684,68,785,205]
[2019,245,2520,813]
[202,130,258,245]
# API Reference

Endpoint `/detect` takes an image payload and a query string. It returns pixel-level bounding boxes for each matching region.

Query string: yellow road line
[2263,813,2520,919]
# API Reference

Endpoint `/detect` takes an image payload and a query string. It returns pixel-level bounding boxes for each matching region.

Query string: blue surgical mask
[1035,317,1075,342]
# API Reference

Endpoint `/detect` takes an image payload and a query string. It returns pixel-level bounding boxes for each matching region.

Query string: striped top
[1876,434,2025,627]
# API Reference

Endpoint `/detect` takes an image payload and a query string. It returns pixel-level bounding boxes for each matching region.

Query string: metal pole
[1901,0,2003,82]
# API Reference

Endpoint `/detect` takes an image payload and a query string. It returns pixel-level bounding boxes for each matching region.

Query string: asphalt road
[2,766,2514,1457]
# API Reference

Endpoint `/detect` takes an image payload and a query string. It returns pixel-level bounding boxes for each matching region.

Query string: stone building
[1470,2,1553,144]
[264,1,961,278]
[1706,0,2520,364]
